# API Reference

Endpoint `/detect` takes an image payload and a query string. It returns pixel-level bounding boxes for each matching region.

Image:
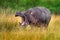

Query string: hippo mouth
[20,17,26,26]
[20,16,29,26]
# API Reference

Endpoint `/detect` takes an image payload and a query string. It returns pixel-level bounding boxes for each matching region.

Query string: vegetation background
[0,0,60,40]
[0,0,60,14]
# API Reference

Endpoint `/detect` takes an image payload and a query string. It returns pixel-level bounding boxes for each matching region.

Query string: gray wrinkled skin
[15,7,51,28]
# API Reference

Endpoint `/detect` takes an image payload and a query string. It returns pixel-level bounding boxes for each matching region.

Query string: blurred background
[0,0,60,40]
[0,0,60,14]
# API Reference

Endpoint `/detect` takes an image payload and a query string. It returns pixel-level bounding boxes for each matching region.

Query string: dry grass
[0,11,60,40]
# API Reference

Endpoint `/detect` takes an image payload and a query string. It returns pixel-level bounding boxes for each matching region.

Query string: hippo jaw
[19,16,29,26]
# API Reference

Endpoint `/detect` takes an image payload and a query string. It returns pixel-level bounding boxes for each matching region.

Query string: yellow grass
[0,13,60,40]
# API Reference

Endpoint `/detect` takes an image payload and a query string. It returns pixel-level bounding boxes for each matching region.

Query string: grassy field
[0,11,60,40]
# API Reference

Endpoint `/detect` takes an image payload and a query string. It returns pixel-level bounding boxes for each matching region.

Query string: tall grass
[0,9,60,40]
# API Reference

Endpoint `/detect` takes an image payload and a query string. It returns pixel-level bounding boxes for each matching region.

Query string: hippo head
[15,11,29,27]
[15,11,24,17]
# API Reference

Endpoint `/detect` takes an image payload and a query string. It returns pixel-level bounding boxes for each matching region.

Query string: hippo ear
[30,11,34,15]
[29,11,34,15]
[26,10,34,15]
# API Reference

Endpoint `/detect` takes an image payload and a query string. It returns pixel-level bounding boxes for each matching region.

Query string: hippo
[15,7,51,28]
